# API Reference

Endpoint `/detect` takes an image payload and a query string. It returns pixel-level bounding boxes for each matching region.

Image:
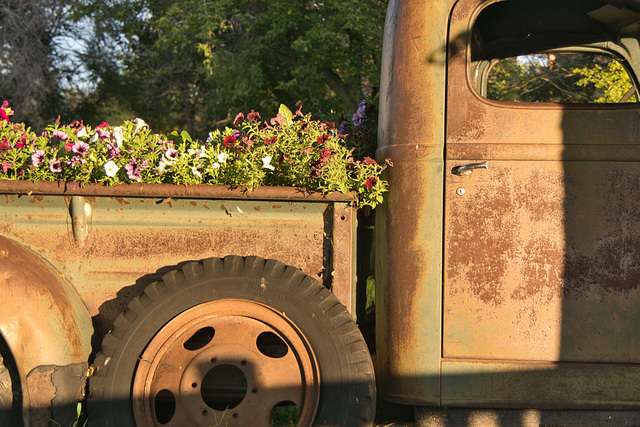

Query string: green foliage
[0,100,388,209]
[487,53,636,103]
[75,0,386,138]
[573,60,635,103]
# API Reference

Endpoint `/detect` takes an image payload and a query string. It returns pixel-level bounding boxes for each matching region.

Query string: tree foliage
[75,0,386,138]
[487,53,636,103]
[0,0,84,129]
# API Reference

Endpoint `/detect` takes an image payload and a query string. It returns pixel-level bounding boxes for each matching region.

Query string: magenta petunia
[0,110,7,122]
[52,130,69,141]
[72,141,90,156]
[106,143,121,160]
[49,159,62,173]
[165,147,178,160]
[31,150,46,167]
[125,158,141,182]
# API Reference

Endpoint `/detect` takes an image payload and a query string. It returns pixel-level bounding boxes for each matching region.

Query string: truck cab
[378,0,640,410]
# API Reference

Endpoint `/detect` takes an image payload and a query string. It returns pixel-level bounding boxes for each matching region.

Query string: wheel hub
[132,299,320,426]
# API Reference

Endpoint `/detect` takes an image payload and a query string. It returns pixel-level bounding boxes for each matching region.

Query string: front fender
[0,235,93,425]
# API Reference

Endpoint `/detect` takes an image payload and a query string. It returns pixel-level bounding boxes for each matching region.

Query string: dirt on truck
[6,0,640,426]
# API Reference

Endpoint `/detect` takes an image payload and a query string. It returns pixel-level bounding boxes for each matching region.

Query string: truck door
[443,0,640,406]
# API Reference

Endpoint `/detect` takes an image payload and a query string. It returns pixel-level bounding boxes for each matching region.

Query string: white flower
[158,157,175,173]
[132,118,148,134]
[90,133,99,144]
[188,146,208,159]
[76,127,88,138]
[262,155,275,171]
[206,132,215,143]
[217,152,229,163]
[212,162,221,169]
[104,160,119,177]
[191,167,202,178]
[112,126,124,147]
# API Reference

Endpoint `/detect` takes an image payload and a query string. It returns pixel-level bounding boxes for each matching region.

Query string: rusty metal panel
[0,195,327,331]
[329,202,358,315]
[376,0,452,405]
[442,360,640,409]
[442,0,640,409]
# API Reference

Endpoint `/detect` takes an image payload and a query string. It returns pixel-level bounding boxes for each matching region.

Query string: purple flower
[72,141,90,156]
[352,100,367,127]
[52,130,69,141]
[233,130,242,139]
[31,150,46,167]
[106,143,121,160]
[67,157,86,167]
[49,159,62,173]
[125,158,141,182]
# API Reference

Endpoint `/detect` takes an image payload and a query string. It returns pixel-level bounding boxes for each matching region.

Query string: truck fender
[0,235,93,425]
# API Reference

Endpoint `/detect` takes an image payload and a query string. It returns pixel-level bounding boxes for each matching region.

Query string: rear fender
[0,235,93,425]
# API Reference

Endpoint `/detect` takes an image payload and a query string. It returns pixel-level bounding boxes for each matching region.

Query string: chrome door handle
[451,161,488,176]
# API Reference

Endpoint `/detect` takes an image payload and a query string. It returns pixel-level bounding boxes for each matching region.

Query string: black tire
[88,256,375,427]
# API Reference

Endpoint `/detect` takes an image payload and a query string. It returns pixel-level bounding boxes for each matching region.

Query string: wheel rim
[132,299,320,426]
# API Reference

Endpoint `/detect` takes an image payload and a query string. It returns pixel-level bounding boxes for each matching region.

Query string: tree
[77,0,386,137]
[0,0,84,128]
[487,53,636,103]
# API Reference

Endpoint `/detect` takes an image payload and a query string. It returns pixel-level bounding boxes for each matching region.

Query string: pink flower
[52,130,69,141]
[1,162,10,173]
[49,159,62,173]
[0,139,10,152]
[233,112,244,126]
[247,111,261,122]
[0,110,7,122]
[72,141,90,156]
[165,147,178,159]
[31,150,46,167]
[96,121,110,129]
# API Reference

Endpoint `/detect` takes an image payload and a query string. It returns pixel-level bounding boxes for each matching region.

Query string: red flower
[365,177,378,189]
[364,157,377,165]
[223,135,237,147]
[316,134,329,145]
[96,121,110,129]
[0,110,7,122]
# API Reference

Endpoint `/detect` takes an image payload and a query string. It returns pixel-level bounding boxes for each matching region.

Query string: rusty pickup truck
[6,0,640,426]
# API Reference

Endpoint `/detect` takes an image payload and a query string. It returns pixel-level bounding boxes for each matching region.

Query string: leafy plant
[50,402,87,427]
[0,100,388,208]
